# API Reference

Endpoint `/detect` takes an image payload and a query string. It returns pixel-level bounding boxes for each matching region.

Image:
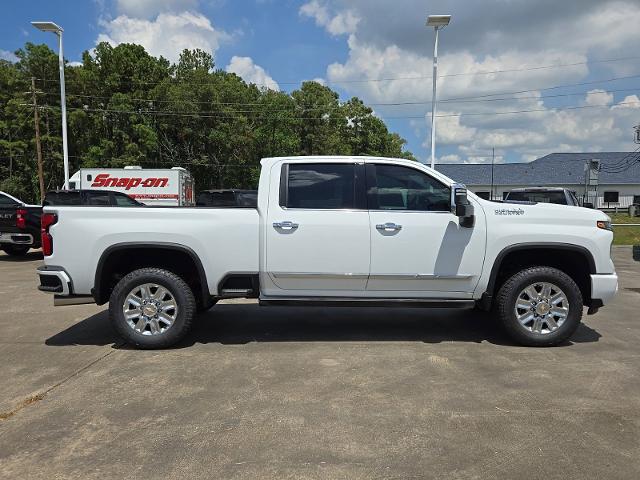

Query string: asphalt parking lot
[0,248,639,479]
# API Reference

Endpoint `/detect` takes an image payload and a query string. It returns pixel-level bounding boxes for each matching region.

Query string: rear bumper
[0,232,34,245]
[37,266,72,296]
[590,273,618,306]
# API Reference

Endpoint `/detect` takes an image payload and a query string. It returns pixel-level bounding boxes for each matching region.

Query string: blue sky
[2,0,640,164]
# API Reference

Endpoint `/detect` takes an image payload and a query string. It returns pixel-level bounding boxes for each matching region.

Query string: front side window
[366,164,450,211]
[285,163,356,209]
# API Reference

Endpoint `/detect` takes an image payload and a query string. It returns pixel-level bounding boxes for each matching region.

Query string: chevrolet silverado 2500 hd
[37,156,618,348]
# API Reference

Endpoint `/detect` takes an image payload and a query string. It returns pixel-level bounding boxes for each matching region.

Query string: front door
[264,161,370,294]
[365,162,486,297]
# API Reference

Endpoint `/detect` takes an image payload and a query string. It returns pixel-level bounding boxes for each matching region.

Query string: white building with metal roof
[436,152,640,208]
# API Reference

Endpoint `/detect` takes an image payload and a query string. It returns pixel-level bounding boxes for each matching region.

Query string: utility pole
[490,147,495,200]
[31,77,45,202]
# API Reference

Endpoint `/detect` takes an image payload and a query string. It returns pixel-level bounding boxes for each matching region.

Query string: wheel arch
[93,242,210,306]
[482,243,596,308]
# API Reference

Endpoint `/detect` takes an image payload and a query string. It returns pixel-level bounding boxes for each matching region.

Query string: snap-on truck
[37,156,618,349]
[68,166,195,206]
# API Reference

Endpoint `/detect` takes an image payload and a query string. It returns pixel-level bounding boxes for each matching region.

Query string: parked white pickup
[38,156,618,348]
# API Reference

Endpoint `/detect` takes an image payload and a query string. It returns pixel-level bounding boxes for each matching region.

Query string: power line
[599,147,640,173]
[37,99,640,120]
[38,55,640,87]
[439,74,640,102]
[40,86,640,110]
[319,55,640,85]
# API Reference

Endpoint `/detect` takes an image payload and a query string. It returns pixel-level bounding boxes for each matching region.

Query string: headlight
[597,220,612,231]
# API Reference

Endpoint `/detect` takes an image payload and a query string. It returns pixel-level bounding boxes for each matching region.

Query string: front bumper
[0,232,34,245]
[37,266,72,296]
[590,273,618,306]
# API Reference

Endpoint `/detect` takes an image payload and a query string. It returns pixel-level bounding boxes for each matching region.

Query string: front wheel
[2,244,30,256]
[496,266,583,347]
[109,268,195,349]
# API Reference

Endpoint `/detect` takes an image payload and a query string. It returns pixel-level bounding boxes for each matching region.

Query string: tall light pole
[426,15,451,170]
[31,21,69,189]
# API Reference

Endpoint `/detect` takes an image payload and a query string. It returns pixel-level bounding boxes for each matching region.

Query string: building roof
[436,152,640,186]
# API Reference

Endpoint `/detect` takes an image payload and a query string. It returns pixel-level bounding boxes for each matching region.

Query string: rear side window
[366,164,450,211]
[284,163,356,209]
[44,192,82,206]
[87,192,111,206]
[0,194,19,206]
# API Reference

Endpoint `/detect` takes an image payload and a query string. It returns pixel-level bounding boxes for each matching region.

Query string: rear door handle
[376,222,402,232]
[273,221,299,230]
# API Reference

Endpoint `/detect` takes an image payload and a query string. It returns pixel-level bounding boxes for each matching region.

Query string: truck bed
[46,206,260,297]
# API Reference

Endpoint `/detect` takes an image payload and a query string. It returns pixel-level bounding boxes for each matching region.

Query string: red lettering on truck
[91,174,168,190]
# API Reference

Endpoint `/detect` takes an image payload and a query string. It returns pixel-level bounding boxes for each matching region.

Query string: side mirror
[451,183,475,228]
[583,202,594,209]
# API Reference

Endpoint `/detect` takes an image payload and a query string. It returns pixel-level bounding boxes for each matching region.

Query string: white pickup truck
[37,156,618,348]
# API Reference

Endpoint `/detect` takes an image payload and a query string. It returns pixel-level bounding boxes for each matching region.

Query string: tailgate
[0,208,17,231]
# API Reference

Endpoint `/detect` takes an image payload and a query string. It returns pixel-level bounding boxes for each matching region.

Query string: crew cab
[0,191,41,256]
[37,156,618,348]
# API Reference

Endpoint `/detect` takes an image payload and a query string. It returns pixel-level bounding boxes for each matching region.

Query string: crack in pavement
[0,346,122,421]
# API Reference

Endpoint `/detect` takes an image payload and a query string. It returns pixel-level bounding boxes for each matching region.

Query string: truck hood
[477,198,610,224]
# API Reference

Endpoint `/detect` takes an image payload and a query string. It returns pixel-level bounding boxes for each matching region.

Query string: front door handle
[376,222,402,232]
[273,221,299,230]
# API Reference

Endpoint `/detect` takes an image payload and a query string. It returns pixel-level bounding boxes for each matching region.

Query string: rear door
[263,161,370,293]
[365,162,486,297]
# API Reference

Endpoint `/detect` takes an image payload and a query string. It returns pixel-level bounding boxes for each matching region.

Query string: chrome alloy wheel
[514,282,569,335]
[122,283,178,336]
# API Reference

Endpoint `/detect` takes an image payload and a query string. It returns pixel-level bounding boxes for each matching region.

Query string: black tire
[495,266,583,347]
[109,268,195,349]
[2,244,30,256]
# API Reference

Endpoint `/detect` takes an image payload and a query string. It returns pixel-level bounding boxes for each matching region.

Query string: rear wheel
[2,244,30,256]
[496,266,583,347]
[109,268,195,349]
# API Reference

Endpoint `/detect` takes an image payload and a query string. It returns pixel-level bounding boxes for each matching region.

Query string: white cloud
[225,56,279,90]
[116,0,199,19]
[585,89,614,106]
[97,11,228,64]
[300,1,359,36]
[0,49,18,62]
[438,154,460,164]
[312,0,640,162]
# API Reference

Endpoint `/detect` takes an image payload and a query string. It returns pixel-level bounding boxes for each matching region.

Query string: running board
[259,297,475,309]
[220,288,255,298]
[54,295,95,306]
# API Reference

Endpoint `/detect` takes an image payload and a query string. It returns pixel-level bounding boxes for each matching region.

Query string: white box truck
[68,166,195,206]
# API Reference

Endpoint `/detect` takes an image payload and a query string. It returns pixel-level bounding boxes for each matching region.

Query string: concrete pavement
[0,248,639,479]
